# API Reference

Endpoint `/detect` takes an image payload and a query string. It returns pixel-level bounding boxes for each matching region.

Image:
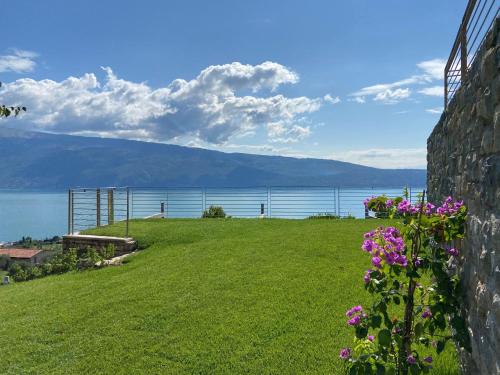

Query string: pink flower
[407,355,416,365]
[367,335,375,342]
[371,256,382,268]
[339,348,351,360]
[422,308,432,319]
[363,270,372,284]
[447,247,459,257]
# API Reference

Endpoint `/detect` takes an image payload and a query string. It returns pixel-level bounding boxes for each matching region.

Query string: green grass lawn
[0,219,459,374]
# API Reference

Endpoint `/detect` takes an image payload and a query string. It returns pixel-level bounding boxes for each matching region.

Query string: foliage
[308,213,340,219]
[364,195,403,218]
[99,244,116,260]
[202,205,226,218]
[0,255,12,270]
[77,247,103,270]
[340,194,469,374]
[0,82,26,118]
[0,218,460,374]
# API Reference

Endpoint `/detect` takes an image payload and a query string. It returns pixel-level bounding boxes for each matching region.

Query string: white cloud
[0,61,323,144]
[416,59,445,80]
[329,148,426,169]
[349,96,366,104]
[323,94,341,105]
[418,86,444,97]
[373,88,411,104]
[350,58,446,104]
[425,107,443,114]
[0,49,38,73]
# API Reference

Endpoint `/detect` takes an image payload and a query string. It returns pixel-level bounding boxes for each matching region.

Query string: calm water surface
[0,190,67,242]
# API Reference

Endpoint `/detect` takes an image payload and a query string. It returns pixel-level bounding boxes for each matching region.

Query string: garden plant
[340,193,470,374]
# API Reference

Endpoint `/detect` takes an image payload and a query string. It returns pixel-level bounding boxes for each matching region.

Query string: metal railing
[444,0,499,108]
[67,186,424,236]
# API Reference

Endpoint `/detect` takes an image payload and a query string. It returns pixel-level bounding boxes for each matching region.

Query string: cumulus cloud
[0,61,323,144]
[418,86,444,97]
[329,148,426,169]
[0,49,38,73]
[350,58,446,104]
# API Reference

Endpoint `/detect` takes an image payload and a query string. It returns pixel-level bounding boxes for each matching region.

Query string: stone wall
[62,234,137,256]
[427,18,499,375]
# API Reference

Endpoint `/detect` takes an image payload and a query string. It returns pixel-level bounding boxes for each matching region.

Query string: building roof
[0,249,43,259]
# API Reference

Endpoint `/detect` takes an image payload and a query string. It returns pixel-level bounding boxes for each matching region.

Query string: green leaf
[371,315,382,328]
[378,329,391,347]
[436,340,446,353]
[414,322,423,338]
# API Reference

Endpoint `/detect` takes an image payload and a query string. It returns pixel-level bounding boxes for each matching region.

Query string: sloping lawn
[0,219,459,374]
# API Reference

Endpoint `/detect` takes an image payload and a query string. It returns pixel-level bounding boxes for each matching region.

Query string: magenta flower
[367,335,374,342]
[347,315,361,326]
[363,269,372,284]
[447,247,459,257]
[386,199,393,208]
[371,256,382,268]
[424,356,433,363]
[339,348,351,360]
[407,355,416,365]
[422,308,432,319]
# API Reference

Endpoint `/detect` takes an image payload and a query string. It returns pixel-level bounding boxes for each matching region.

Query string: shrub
[77,247,102,270]
[363,195,403,218]
[308,213,340,219]
[0,255,11,270]
[28,266,42,280]
[202,205,226,218]
[340,194,470,374]
[99,244,116,260]
[8,263,29,282]
[51,249,78,274]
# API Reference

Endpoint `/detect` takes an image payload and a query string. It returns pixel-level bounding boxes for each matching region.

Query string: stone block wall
[427,18,500,375]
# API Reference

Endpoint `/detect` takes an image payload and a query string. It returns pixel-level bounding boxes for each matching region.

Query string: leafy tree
[0,82,26,118]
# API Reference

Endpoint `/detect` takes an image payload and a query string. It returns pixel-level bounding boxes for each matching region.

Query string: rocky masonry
[427,18,499,375]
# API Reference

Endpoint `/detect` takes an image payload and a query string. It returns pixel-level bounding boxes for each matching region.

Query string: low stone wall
[427,18,499,375]
[62,235,137,256]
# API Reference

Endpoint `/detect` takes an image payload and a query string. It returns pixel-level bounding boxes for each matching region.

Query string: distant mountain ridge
[0,128,426,189]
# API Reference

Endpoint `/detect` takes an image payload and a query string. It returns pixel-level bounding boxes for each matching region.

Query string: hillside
[0,128,426,188]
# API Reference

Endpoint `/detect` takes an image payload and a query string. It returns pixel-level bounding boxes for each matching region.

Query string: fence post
[202,188,206,214]
[161,202,165,218]
[67,189,72,234]
[107,189,114,225]
[96,189,101,227]
[267,187,272,218]
[126,188,130,237]
[337,187,341,217]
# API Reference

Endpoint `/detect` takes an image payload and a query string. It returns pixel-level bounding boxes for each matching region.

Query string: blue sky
[1,0,468,168]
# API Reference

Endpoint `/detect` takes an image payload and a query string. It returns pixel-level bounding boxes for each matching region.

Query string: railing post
[161,202,165,218]
[337,187,341,217]
[96,189,101,227]
[126,188,130,237]
[267,186,272,218]
[71,191,74,234]
[460,25,468,82]
[202,188,206,214]
[67,189,72,234]
[107,189,114,225]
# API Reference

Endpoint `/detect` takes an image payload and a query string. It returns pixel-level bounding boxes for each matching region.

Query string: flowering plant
[340,193,470,374]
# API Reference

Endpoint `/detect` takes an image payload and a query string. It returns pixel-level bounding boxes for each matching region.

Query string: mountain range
[0,127,426,189]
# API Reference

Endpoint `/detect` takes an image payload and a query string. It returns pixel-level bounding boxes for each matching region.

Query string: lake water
[0,187,425,242]
[0,190,68,243]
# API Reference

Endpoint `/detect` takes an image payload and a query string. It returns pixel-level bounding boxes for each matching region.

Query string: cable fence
[444,0,499,108]
[68,186,424,236]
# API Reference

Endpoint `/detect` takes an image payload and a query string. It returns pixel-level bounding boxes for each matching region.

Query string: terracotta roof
[0,249,43,259]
